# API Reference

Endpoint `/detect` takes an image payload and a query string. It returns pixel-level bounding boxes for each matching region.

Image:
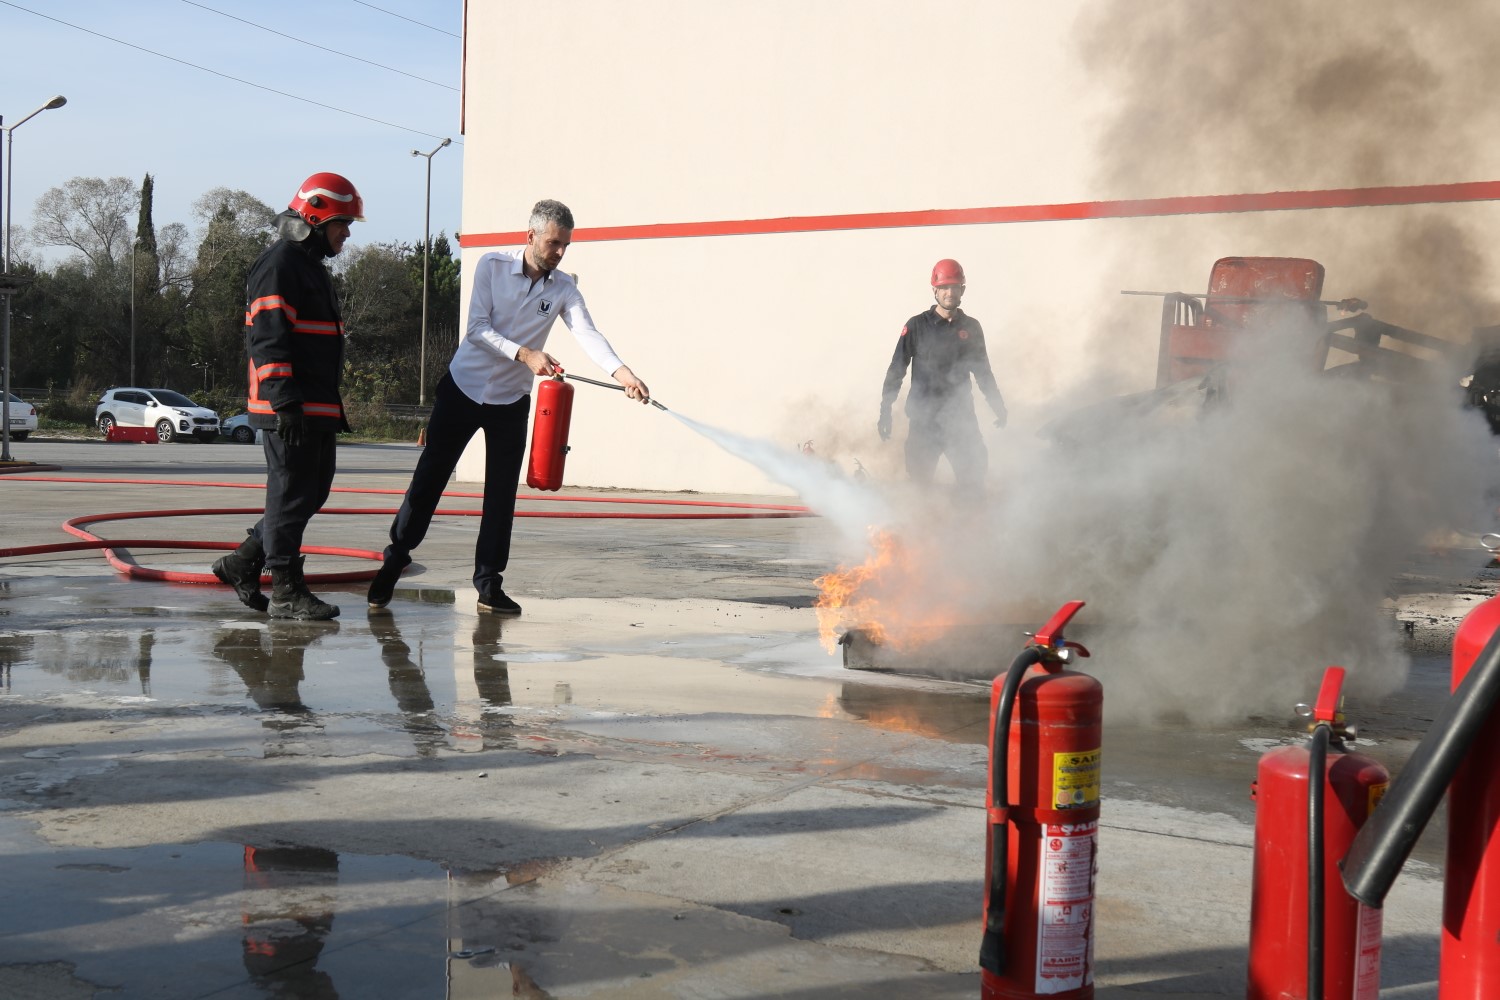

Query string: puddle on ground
[0,575,1457,867]
[0,578,983,751]
[0,835,562,1000]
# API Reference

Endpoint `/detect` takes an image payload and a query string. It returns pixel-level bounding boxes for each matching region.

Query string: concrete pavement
[0,437,1483,998]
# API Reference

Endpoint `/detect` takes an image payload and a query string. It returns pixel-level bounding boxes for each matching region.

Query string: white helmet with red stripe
[289,172,365,226]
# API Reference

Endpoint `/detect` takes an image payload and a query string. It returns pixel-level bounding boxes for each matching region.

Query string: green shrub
[343,399,426,442]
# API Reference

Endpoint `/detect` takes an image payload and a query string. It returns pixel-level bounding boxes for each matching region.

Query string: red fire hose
[0,475,812,584]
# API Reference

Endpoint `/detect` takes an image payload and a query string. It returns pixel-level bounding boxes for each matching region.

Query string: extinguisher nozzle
[979,928,1006,975]
[649,399,668,412]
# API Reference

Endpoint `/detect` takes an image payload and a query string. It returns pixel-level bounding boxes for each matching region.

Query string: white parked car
[3,392,38,441]
[95,387,220,444]
[220,413,261,444]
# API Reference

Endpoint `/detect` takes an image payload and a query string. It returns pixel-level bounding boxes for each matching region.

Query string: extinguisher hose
[1342,626,1500,907]
[980,644,1044,977]
[1307,723,1330,1000]
[562,372,669,411]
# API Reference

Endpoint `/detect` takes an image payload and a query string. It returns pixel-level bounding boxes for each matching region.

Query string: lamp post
[129,243,136,386]
[1,94,66,463]
[411,137,451,408]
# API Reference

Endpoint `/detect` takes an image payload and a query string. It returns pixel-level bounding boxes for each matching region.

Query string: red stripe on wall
[459,180,1500,249]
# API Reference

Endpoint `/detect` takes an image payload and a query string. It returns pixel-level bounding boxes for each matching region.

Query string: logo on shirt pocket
[537,299,553,317]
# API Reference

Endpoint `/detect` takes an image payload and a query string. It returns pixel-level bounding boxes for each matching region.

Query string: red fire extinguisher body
[526,377,574,491]
[1248,744,1388,1000]
[984,663,1102,1000]
[1442,595,1500,997]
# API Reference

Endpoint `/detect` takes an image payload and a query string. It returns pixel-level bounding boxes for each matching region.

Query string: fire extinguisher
[526,375,574,491]
[1247,666,1388,1000]
[1442,593,1500,998]
[981,599,1101,1000]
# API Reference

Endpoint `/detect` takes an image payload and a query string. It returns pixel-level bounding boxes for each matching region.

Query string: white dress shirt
[449,249,626,405]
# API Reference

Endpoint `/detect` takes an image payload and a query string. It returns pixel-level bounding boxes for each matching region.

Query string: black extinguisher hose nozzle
[1308,724,1329,1000]
[980,645,1044,977]
[562,372,669,411]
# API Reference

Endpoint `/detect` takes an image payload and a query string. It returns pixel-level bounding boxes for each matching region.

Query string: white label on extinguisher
[1354,902,1382,1000]
[1034,819,1097,994]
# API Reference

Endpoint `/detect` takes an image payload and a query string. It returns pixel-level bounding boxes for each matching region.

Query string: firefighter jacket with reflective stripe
[880,306,1006,420]
[244,238,349,432]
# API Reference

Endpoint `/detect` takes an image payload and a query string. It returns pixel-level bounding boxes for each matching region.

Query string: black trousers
[254,428,338,569]
[904,400,987,489]
[385,372,530,592]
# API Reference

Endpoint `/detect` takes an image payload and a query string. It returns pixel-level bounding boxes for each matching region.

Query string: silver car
[220,413,261,444]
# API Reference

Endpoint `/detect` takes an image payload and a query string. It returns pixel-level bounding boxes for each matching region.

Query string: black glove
[275,408,306,447]
[877,412,892,441]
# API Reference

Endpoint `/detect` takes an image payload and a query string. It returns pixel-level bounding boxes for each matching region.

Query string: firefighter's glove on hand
[275,408,306,447]
[877,412,892,441]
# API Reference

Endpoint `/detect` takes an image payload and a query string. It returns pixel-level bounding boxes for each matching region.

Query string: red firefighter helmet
[289,172,365,226]
[931,258,965,287]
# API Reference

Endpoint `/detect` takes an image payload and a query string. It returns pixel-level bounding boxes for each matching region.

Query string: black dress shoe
[477,587,522,616]
[367,555,411,609]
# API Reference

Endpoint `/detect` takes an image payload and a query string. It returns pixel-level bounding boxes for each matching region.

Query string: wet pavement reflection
[0,572,1460,997]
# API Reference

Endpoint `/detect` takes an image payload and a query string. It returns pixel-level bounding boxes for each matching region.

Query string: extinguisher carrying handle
[981,644,1044,977]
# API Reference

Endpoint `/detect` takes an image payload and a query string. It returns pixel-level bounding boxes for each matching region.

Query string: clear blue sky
[1,0,462,262]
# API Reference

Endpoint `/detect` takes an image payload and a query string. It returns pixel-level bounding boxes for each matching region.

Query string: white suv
[95,387,221,444]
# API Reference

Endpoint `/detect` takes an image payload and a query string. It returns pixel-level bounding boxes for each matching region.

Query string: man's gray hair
[529,199,574,232]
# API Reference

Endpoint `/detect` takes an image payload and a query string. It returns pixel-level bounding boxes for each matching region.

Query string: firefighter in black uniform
[878,258,1007,489]
[212,172,362,620]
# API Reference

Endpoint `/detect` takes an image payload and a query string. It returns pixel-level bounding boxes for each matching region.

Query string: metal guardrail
[380,404,434,420]
[8,388,432,422]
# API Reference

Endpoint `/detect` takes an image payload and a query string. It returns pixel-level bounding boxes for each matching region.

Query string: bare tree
[191,187,275,271]
[31,176,137,271]
[157,222,192,292]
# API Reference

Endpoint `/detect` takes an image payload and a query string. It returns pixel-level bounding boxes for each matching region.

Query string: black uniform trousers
[253,428,338,569]
[384,372,530,592]
[905,398,987,490]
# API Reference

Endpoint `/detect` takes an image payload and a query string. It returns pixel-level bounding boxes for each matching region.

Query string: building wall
[455,1,1500,495]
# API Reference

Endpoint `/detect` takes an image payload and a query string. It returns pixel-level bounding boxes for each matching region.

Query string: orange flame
[813,529,964,653]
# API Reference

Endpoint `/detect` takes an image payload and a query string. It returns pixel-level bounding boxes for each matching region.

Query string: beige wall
[455,1,1500,494]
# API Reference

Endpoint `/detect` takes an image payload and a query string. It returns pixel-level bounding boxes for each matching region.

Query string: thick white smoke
[682,333,1496,722]
[967,342,1495,720]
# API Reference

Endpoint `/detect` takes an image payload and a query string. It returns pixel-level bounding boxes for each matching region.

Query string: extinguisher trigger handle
[1312,665,1347,724]
[1032,599,1086,648]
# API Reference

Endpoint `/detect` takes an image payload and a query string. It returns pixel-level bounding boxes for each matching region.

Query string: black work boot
[212,533,269,613]
[268,556,341,621]
[366,553,411,609]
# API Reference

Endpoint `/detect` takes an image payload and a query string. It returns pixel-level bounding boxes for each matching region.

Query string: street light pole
[411,138,451,408]
[1,95,66,463]
[130,243,136,386]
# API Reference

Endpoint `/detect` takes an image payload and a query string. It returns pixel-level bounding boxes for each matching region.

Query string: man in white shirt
[368,200,650,615]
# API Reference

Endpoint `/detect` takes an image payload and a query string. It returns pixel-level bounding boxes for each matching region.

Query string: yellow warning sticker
[1053,748,1101,809]
[1368,781,1388,817]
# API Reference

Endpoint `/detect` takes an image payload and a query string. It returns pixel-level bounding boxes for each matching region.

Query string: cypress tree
[134,173,160,288]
